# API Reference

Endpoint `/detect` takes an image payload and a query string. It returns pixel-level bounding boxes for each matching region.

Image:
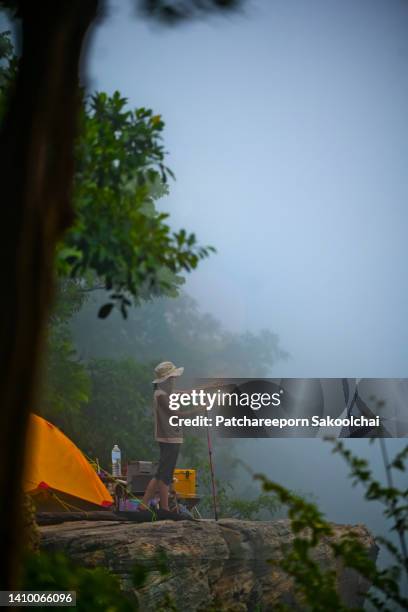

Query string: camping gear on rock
[111,444,122,477]
[36,508,193,524]
[177,503,194,519]
[125,459,200,514]
[173,469,196,498]
[127,460,157,493]
[24,414,113,512]
[118,498,140,512]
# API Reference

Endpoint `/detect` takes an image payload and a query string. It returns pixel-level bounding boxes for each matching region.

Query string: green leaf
[98,303,114,319]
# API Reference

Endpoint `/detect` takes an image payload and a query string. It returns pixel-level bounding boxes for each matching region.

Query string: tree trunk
[0,0,98,589]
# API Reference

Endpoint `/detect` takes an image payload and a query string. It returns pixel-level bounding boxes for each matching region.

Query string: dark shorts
[155,442,181,486]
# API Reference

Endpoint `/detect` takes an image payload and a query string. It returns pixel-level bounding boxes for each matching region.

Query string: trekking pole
[206,425,218,521]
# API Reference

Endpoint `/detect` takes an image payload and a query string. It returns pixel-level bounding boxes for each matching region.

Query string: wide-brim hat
[153,361,184,384]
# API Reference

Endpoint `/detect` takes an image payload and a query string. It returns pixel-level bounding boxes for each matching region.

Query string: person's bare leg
[157,480,169,511]
[141,477,159,508]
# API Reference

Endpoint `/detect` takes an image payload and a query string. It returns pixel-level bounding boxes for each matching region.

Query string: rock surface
[39,518,377,611]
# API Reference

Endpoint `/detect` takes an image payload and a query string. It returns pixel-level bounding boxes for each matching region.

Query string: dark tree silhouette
[0,1,98,589]
[0,0,241,590]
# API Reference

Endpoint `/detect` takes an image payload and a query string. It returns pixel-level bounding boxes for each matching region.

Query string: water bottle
[111,444,121,477]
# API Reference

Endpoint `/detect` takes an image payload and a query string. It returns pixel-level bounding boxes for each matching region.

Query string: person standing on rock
[141,361,184,512]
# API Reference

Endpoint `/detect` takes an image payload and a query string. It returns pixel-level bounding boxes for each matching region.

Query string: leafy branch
[255,438,408,611]
[0,32,215,320]
[62,91,216,318]
[330,437,408,580]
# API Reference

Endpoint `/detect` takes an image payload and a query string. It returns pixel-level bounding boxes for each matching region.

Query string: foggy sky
[84,2,408,570]
[87,0,408,378]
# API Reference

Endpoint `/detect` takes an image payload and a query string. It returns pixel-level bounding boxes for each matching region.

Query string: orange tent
[24,414,113,511]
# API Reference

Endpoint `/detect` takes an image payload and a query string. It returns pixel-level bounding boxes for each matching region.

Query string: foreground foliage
[257,438,408,611]
[23,547,176,612]
[23,552,133,612]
